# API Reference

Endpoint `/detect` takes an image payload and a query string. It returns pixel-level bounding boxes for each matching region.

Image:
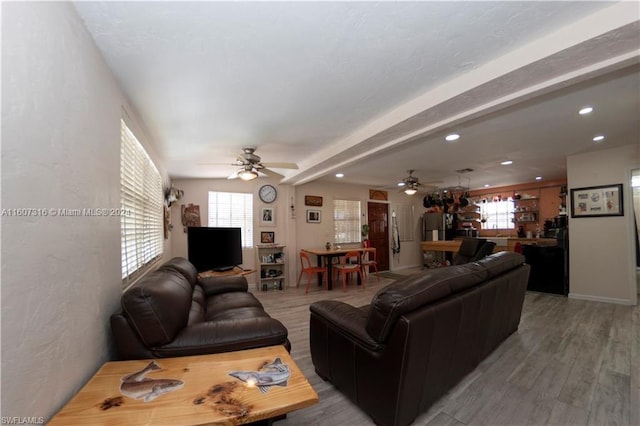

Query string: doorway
[367,202,390,271]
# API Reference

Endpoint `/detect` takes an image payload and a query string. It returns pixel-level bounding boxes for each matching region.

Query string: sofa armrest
[310,301,382,351]
[198,275,248,297]
[151,317,288,357]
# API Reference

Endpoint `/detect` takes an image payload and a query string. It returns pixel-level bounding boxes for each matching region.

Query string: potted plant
[361,224,370,247]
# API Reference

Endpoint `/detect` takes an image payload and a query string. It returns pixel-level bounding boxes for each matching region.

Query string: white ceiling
[73,1,640,191]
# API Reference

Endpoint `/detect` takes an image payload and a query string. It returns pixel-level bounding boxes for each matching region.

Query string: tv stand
[213,265,235,272]
[198,266,255,279]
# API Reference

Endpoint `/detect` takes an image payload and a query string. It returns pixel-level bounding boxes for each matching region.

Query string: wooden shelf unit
[256,244,287,291]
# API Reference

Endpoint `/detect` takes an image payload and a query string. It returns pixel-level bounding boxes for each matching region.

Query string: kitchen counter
[421,237,557,255]
[484,237,557,252]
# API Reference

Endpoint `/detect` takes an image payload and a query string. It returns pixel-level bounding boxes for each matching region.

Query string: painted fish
[228,357,290,394]
[120,361,184,402]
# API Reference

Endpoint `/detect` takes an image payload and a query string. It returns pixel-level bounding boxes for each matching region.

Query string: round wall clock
[259,184,277,203]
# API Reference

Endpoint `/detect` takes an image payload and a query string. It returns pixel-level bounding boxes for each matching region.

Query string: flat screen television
[187,227,243,272]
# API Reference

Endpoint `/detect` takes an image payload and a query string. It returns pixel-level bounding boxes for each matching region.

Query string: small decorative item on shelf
[325,242,332,250]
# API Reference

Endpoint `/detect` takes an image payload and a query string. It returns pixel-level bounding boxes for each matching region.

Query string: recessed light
[535,176,542,180]
[484,184,491,188]
[397,182,406,187]
[501,160,513,165]
[593,135,605,142]
[579,106,594,115]
[335,173,344,178]
[445,133,460,142]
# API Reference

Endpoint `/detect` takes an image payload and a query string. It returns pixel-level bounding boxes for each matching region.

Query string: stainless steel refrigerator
[421,213,453,241]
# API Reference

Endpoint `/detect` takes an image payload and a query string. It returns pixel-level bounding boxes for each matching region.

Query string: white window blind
[208,191,253,248]
[480,200,515,230]
[120,119,163,286]
[333,199,361,244]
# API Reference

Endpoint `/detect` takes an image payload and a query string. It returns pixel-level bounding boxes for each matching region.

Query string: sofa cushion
[474,251,526,278]
[188,285,206,325]
[366,263,488,343]
[158,257,199,288]
[122,269,193,347]
[205,292,264,321]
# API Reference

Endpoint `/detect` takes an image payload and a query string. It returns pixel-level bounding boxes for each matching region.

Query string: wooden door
[367,202,389,271]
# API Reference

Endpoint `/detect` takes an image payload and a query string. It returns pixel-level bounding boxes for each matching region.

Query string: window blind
[333,199,361,244]
[208,191,253,248]
[120,119,163,286]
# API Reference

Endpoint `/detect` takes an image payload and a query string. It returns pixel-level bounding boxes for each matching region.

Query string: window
[208,191,253,248]
[333,199,361,244]
[121,119,163,286]
[480,200,515,229]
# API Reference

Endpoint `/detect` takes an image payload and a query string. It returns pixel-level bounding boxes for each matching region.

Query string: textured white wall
[567,144,639,304]
[1,3,169,419]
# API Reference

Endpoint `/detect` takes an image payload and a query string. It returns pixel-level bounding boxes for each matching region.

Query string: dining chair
[333,250,365,292]
[361,247,379,281]
[296,250,328,294]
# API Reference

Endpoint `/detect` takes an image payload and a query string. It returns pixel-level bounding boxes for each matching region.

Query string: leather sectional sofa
[309,251,530,426]
[111,257,290,360]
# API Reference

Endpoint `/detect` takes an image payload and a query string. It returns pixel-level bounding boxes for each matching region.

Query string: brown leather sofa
[111,257,290,360]
[309,251,530,426]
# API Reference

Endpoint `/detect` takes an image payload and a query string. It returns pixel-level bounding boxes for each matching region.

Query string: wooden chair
[296,250,328,294]
[361,248,379,281]
[333,251,365,292]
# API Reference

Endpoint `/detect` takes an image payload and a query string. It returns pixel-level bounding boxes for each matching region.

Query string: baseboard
[391,263,423,272]
[568,292,635,306]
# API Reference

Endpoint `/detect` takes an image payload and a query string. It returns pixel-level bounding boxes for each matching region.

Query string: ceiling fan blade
[260,168,284,179]
[227,170,240,180]
[261,162,298,170]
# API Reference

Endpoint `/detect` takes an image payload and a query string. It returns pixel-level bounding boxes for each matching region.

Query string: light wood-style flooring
[253,270,639,426]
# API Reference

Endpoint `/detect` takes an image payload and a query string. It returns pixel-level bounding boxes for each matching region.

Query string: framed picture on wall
[306,209,321,223]
[260,207,276,226]
[570,184,623,218]
[305,195,323,206]
[260,231,275,244]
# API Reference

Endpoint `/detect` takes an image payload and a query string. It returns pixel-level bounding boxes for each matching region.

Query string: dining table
[302,247,375,290]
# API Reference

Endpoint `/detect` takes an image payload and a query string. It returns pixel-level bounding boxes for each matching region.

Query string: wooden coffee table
[49,346,318,425]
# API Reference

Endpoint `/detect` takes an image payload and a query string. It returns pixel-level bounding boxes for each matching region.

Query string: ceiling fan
[396,170,441,195]
[202,146,298,181]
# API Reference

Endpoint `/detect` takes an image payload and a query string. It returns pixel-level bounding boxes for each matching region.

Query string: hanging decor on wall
[304,195,323,206]
[181,204,201,232]
[570,184,623,218]
[164,185,184,207]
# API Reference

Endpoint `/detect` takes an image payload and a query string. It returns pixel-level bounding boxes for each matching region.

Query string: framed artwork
[181,203,201,232]
[306,209,321,223]
[260,207,276,226]
[260,231,275,244]
[305,195,323,206]
[570,184,623,218]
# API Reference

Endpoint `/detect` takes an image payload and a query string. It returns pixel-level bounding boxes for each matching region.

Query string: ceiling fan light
[238,169,258,181]
[404,187,417,195]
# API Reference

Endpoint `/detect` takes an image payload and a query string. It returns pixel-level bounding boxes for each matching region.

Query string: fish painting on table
[120,361,184,402]
[228,357,290,394]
